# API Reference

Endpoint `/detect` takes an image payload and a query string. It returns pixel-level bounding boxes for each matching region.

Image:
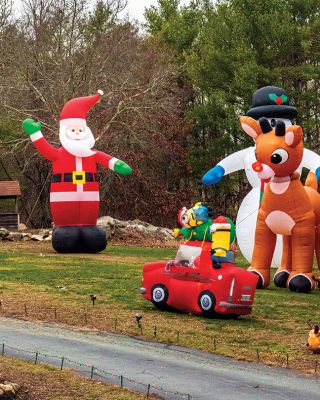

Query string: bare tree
[0,0,191,227]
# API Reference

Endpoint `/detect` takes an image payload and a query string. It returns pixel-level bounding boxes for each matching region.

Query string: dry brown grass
[0,356,152,400]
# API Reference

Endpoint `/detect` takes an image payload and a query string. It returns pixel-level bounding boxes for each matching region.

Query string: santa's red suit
[27,90,123,227]
[30,138,117,226]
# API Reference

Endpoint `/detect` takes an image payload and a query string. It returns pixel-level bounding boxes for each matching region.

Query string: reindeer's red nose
[252,161,263,172]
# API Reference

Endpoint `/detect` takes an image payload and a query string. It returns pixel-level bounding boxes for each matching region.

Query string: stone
[97,216,116,239]
[31,234,45,241]
[0,381,19,395]
[6,232,22,241]
[97,216,174,242]
[38,229,50,238]
[159,228,173,239]
[0,228,9,240]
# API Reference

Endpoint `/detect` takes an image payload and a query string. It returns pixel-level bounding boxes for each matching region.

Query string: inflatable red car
[141,241,258,317]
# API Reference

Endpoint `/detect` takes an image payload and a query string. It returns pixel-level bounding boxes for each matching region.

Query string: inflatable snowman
[202,86,320,266]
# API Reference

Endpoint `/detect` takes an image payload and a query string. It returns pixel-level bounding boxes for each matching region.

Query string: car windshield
[175,245,202,267]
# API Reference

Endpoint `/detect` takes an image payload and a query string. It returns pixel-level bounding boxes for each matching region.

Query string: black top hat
[246,86,297,120]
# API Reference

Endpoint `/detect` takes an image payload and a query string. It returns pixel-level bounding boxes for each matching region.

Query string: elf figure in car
[22,90,132,253]
[173,202,235,244]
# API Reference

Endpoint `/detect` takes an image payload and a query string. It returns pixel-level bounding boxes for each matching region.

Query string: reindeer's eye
[270,118,277,128]
[271,148,289,164]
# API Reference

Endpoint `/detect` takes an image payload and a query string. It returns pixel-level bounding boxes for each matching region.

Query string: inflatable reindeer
[240,116,320,293]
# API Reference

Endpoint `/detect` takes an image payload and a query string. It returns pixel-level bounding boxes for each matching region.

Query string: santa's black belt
[52,172,98,183]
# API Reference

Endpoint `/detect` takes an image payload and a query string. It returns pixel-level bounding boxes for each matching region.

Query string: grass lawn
[0,241,319,374]
[0,356,151,400]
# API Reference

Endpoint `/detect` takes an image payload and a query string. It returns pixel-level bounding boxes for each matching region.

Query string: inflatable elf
[173,202,235,243]
[22,90,132,253]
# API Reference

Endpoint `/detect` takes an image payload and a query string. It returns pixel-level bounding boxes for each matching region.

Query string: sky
[12,0,191,23]
[123,0,190,21]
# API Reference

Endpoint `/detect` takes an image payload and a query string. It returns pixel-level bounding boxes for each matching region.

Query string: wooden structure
[0,181,21,229]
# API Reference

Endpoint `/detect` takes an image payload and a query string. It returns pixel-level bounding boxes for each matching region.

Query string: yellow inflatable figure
[210,216,231,257]
[210,216,234,268]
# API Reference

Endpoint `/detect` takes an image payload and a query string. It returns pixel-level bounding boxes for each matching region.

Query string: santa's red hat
[60,90,104,126]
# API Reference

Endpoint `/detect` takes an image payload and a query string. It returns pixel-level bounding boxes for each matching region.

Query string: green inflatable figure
[173,202,235,243]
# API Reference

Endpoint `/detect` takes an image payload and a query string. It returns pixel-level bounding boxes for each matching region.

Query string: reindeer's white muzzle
[252,162,275,180]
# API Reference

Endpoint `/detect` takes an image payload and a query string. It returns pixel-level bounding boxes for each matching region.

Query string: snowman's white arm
[217,147,252,175]
[301,148,320,173]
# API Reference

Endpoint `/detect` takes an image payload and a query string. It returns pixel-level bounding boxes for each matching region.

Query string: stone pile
[0,217,173,242]
[97,216,173,241]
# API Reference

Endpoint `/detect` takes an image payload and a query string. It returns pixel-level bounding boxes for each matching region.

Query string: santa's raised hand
[22,90,132,253]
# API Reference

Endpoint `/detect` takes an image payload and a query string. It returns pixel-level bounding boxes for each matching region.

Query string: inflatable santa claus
[22,90,132,253]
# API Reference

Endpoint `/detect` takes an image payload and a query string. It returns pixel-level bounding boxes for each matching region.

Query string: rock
[130,224,147,235]
[18,223,27,231]
[0,228,9,240]
[159,228,173,240]
[97,216,116,239]
[6,232,22,241]
[146,225,158,235]
[38,229,50,238]
[130,219,149,227]
[97,216,173,242]
[0,381,19,395]
[31,234,45,241]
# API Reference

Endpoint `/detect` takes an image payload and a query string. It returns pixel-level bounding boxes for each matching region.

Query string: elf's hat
[246,86,297,120]
[177,207,187,226]
[60,90,104,125]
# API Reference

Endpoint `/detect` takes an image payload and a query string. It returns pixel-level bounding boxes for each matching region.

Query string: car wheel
[198,291,217,317]
[151,284,169,309]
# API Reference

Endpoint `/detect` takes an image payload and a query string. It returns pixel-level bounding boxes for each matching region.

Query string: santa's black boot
[80,226,107,253]
[52,226,81,253]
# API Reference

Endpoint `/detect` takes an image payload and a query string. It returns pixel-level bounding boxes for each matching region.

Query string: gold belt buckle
[72,171,86,184]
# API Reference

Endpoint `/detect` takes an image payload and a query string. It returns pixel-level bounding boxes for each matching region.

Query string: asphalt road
[0,317,319,400]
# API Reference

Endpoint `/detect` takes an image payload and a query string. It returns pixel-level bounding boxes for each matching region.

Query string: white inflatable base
[236,188,282,268]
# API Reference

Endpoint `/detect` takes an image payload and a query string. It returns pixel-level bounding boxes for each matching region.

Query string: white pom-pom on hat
[97,89,104,96]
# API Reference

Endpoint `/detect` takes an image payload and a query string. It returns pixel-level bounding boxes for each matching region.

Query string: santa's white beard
[59,127,96,157]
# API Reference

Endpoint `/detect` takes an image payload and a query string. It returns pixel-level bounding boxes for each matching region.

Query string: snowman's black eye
[270,118,277,128]
[72,128,75,132]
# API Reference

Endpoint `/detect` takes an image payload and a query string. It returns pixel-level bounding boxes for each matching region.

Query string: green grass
[0,245,176,309]
[0,242,319,373]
